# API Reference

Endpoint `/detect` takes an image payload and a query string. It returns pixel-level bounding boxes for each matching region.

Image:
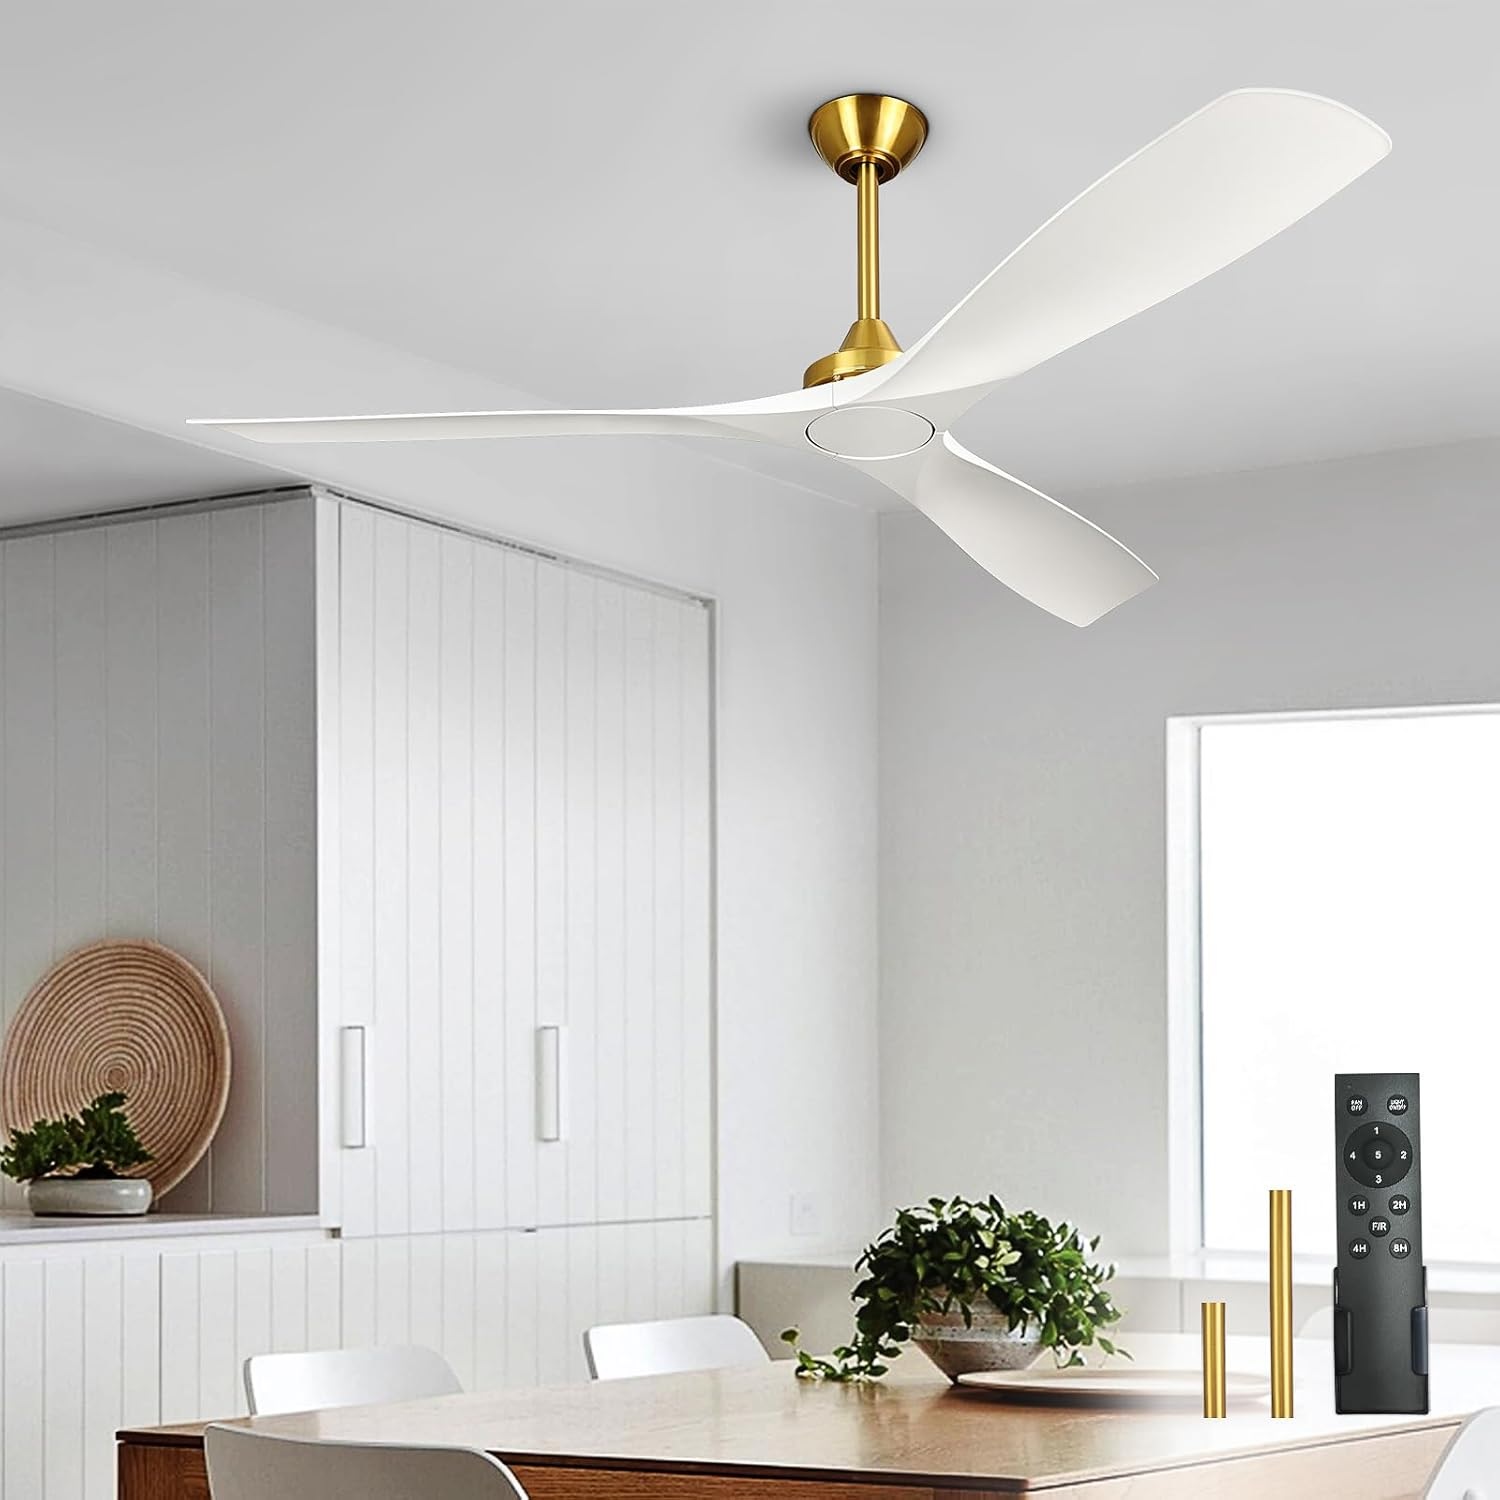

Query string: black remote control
[1333,1071,1427,1413]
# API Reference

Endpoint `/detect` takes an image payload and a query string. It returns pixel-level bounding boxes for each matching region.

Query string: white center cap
[805,404,935,460]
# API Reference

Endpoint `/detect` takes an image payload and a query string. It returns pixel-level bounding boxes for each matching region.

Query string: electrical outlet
[789,1192,823,1237]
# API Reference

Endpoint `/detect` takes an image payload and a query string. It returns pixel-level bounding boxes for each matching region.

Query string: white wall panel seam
[47,536,58,972]
[259,509,269,1213]
[151,523,160,943]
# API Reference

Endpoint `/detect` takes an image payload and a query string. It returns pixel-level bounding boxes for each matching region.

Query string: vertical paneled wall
[335,1220,714,1391]
[0,499,319,1214]
[330,501,714,1243]
[0,1221,714,1500]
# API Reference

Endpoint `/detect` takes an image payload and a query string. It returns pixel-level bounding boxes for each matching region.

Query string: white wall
[879,437,1500,1257]
[0,499,318,1216]
[0,214,882,1282]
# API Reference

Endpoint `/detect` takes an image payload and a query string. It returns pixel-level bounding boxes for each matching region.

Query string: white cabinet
[325,499,714,1247]
[337,1218,715,1389]
[0,1218,715,1500]
[0,1230,334,1500]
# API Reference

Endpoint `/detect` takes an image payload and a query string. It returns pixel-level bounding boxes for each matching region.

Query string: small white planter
[26,1176,153,1217]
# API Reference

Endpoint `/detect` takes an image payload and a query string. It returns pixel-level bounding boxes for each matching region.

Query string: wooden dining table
[117,1337,1500,1499]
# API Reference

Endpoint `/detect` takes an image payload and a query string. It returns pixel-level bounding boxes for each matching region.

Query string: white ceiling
[0,387,292,526]
[0,1,1497,506]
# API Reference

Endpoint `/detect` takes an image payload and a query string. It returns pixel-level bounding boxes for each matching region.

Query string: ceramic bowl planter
[911,1302,1042,1380]
[781,1197,1124,1384]
[26,1175,154,1216]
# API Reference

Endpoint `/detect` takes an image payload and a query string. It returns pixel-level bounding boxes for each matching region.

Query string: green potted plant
[0,1092,154,1216]
[783,1195,1125,1381]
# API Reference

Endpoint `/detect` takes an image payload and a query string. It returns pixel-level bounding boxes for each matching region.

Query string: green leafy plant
[0,1092,152,1183]
[782,1194,1125,1380]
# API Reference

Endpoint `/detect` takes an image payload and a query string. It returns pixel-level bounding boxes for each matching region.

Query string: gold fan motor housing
[804,94,929,389]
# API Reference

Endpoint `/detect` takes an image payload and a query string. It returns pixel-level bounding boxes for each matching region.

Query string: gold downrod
[856,159,880,321]
[802,93,926,387]
[1201,1302,1227,1418]
[1270,1189,1294,1418]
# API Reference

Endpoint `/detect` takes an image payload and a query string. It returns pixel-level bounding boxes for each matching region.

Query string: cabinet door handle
[536,1025,565,1142]
[339,1025,368,1149]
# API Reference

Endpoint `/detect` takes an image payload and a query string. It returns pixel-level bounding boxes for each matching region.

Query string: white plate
[956,1366,1270,1407]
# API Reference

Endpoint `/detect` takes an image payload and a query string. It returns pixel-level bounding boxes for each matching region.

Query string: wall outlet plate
[790,1192,824,1237]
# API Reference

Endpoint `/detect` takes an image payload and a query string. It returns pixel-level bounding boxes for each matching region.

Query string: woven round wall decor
[1,940,231,1198]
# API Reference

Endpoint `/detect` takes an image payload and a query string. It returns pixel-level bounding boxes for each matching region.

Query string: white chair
[583,1313,770,1380]
[243,1345,461,1415]
[1423,1406,1500,1499]
[205,1425,527,1500]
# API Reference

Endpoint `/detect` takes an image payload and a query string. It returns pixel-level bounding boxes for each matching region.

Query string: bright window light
[1196,709,1500,1262]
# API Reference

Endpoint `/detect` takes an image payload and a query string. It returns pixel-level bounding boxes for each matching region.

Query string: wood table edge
[116,1424,1027,1491]
[119,1423,213,1448]
[116,1411,1466,1494]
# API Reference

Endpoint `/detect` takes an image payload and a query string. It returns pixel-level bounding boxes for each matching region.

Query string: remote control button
[1349,1239,1371,1259]
[1387,1093,1409,1115]
[1343,1121,1414,1188]
[1389,1194,1410,1216]
[1390,1237,1411,1258]
[1348,1194,1369,1215]
[1347,1094,1369,1116]
[1369,1216,1391,1237]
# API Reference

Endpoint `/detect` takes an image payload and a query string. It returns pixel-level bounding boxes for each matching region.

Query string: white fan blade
[873,89,1391,406]
[193,409,737,444]
[889,433,1157,626]
[189,388,830,445]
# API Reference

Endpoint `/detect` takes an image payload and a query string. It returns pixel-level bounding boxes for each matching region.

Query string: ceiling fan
[193,88,1390,626]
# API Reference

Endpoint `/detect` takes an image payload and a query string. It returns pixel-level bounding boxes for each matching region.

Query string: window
[1174,707,1500,1263]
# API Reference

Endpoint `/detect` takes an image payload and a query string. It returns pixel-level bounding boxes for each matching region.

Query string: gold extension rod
[1270,1189,1294,1417]
[1201,1301,1227,1418]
